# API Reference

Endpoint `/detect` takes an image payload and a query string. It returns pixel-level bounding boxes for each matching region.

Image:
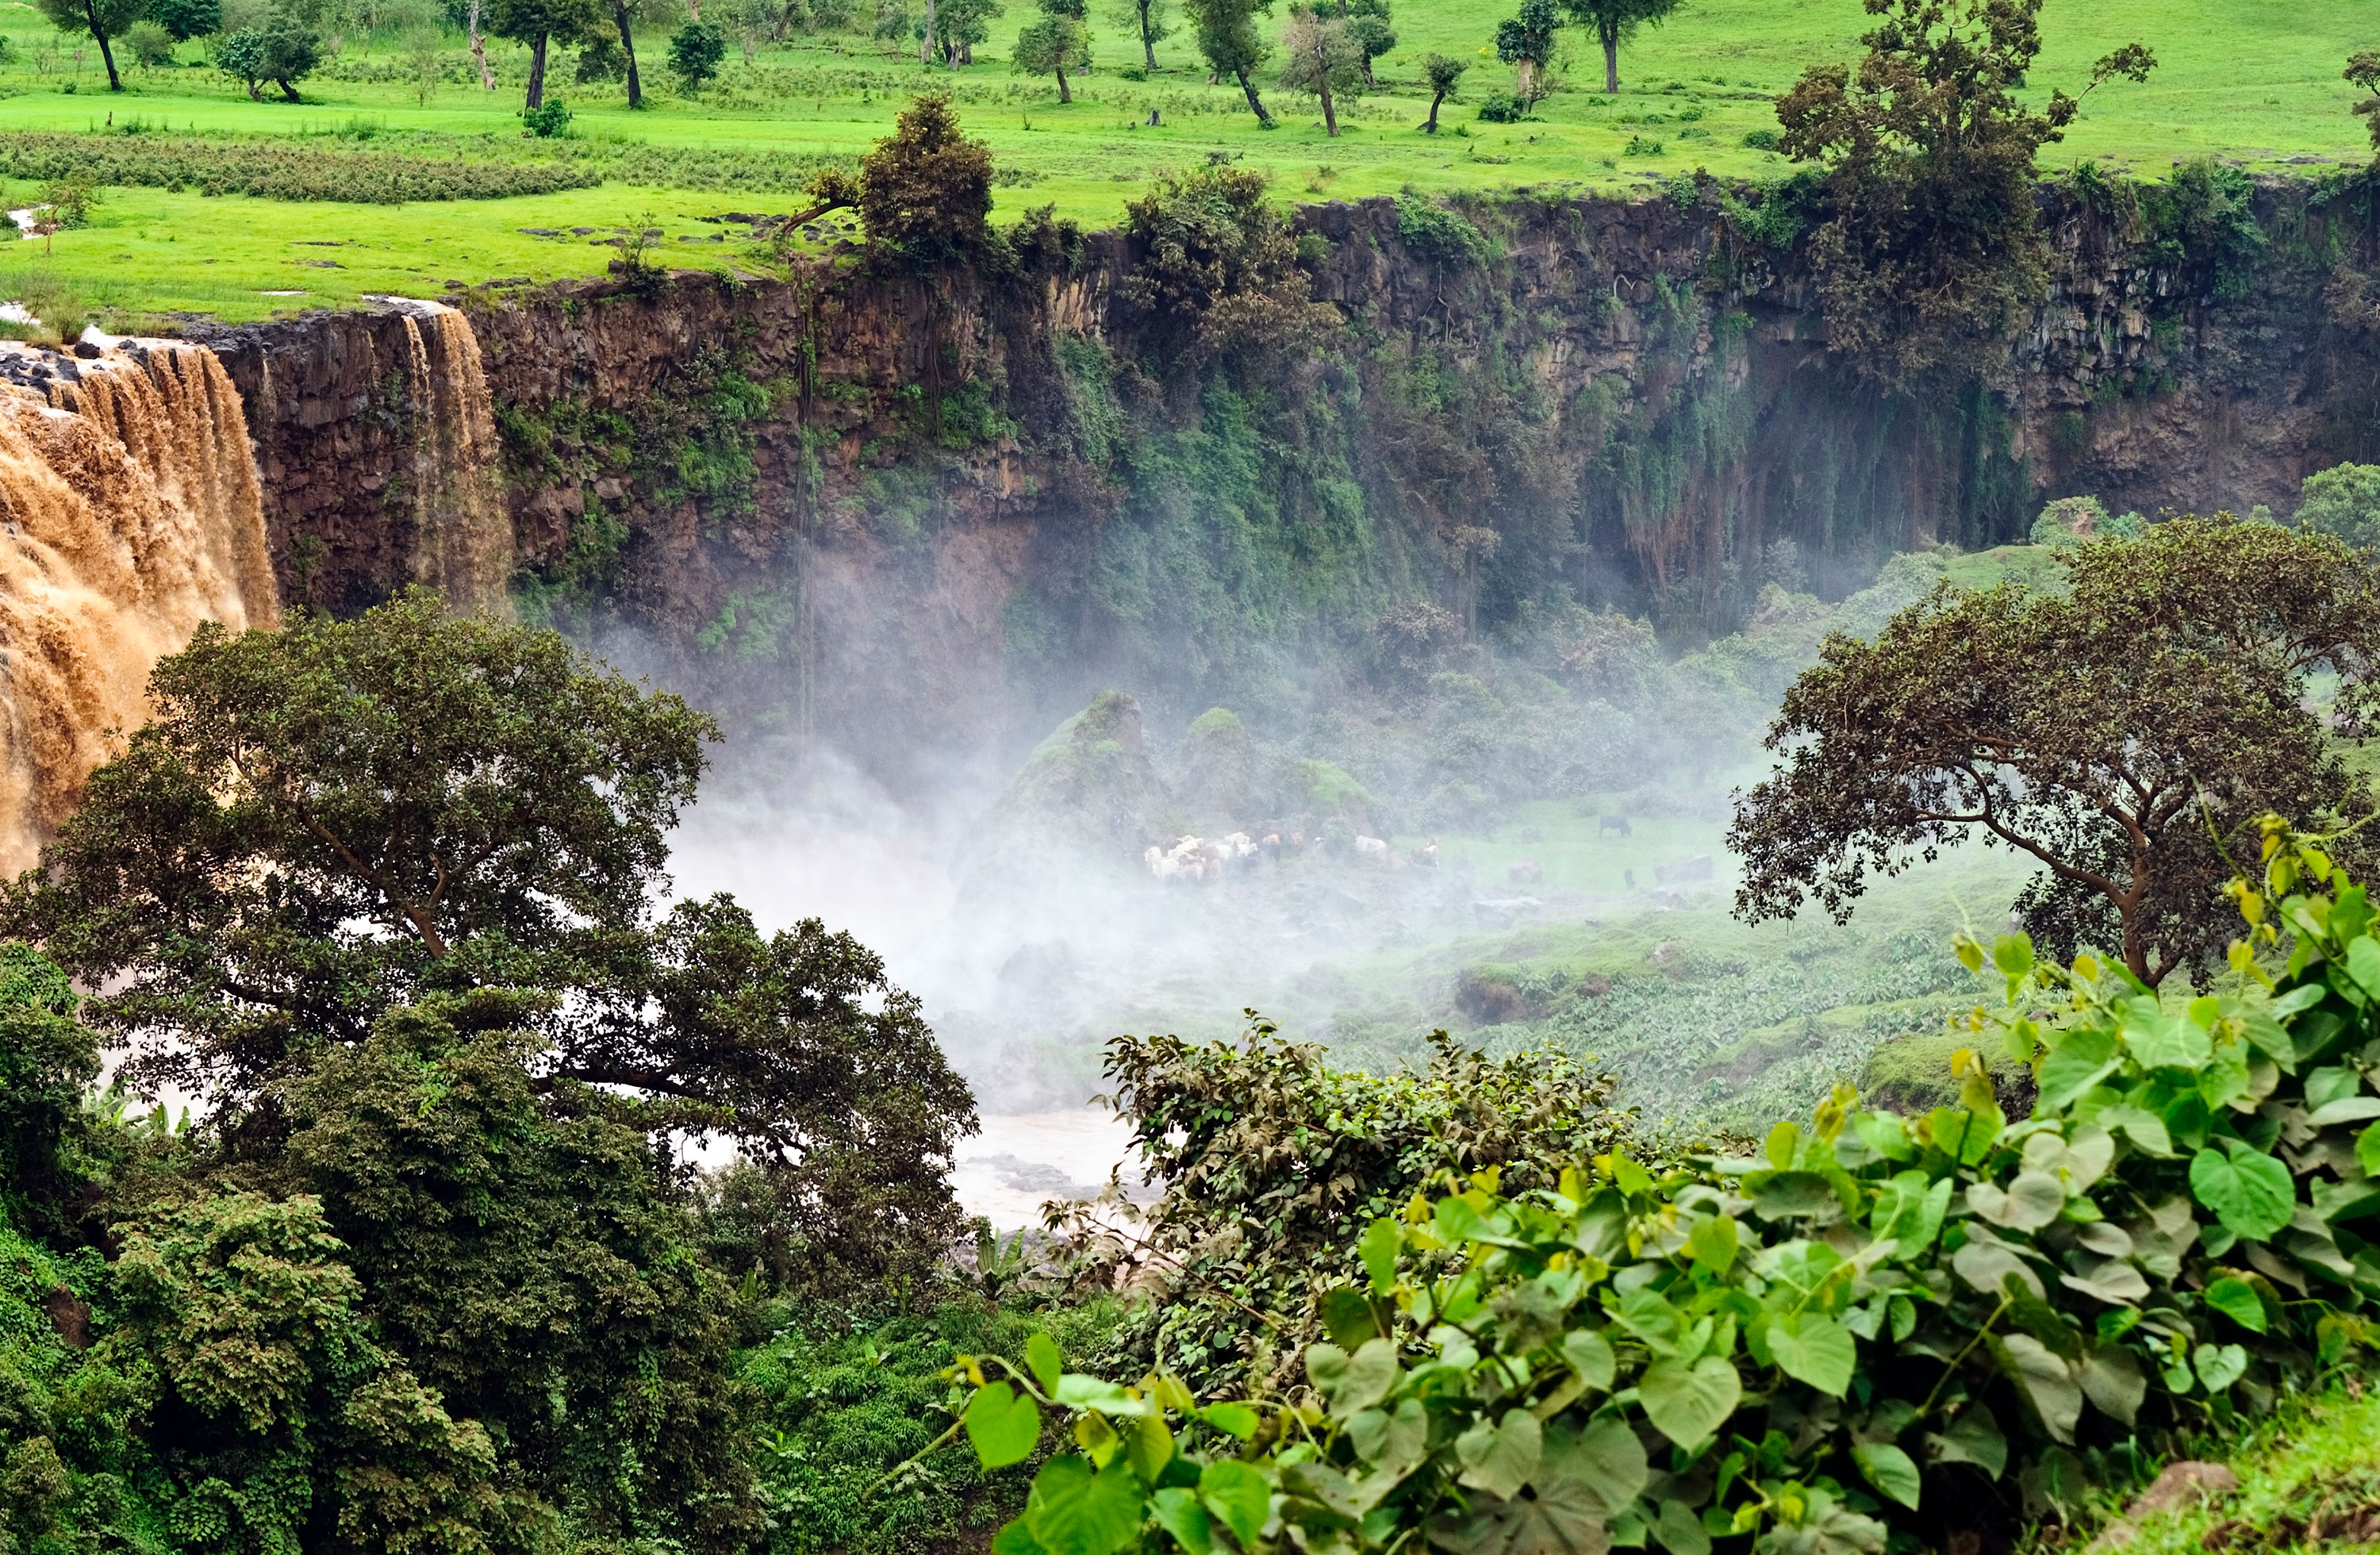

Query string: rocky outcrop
[188,178,2380,780]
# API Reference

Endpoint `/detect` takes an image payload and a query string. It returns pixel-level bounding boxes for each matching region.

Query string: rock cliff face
[191,179,2380,780]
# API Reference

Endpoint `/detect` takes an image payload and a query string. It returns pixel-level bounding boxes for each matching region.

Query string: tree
[1557,0,1671,93]
[1119,163,1341,362]
[856,92,994,259]
[215,10,321,99]
[932,0,997,63]
[1011,0,1086,102]
[0,946,97,1246]
[401,15,443,102]
[608,0,643,102]
[2351,51,2380,156]
[1105,0,1164,70]
[1342,0,1389,83]
[1181,0,1275,125]
[1774,0,2154,383]
[1491,0,1557,102]
[1276,4,1362,136]
[2297,462,2380,550]
[1,589,717,1108]
[484,0,602,109]
[36,0,142,90]
[1419,48,1463,130]
[146,0,219,38]
[1729,516,2380,988]
[666,14,724,88]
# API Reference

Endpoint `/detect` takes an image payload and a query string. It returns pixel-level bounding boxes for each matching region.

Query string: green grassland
[0,0,2367,321]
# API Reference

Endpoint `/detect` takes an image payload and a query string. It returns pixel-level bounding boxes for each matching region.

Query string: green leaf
[1027,1334,1065,1396]
[1951,1238,2044,1300]
[1435,1196,1491,1246]
[1562,1328,1616,1391]
[1850,1442,1921,1511]
[1870,1171,1950,1253]
[1457,1409,1544,1499]
[2037,1027,2118,1111]
[1123,1413,1175,1484]
[1346,1397,1429,1476]
[1150,1488,1212,1555]
[1921,1407,2006,1481]
[1200,1403,1259,1440]
[2348,936,2380,1000]
[1650,1499,1712,1555]
[1925,1106,2000,1165]
[1331,1338,1399,1419]
[1686,1214,1738,1278]
[2127,1012,2213,1073]
[1966,1171,2066,1231]
[2309,1096,2380,1127]
[1319,1288,1378,1350]
[992,1519,1049,1555]
[2189,1141,2296,1242]
[2098,1103,2171,1157]
[2359,1120,2380,1180]
[1638,1355,1741,1447]
[1198,1461,1270,1551]
[2205,1276,2269,1333]
[1549,1418,1649,1516]
[1766,1312,1856,1396]
[2078,1345,2146,1427]
[1852,1111,1915,1163]
[1360,1217,1400,1294]
[967,1382,1045,1470]
[1027,1457,1146,1555]
[1992,933,2033,980]
[1990,1334,2081,1445]
[2195,1342,2248,1393]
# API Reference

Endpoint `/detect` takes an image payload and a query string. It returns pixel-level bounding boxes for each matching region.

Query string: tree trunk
[470,0,493,87]
[1514,58,1532,98]
[1601,25,1618,91]
[1235,66,1271,125]
[525,28,548,106]
[1138,0,1155,68]
[1054,61,1069,100]
[919,0,933,63]
[612,0,643,105]
[1426,86,1443,131]
[687,0,699,18]
[1319,74,1336,135]
[84,0,121,90]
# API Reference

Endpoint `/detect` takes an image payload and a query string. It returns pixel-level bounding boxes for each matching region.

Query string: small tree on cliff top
[858,94,994,261]
[2350,52,2380,156]
[1277,5,1365,136]
[1729,516,2380,989]
[1774,0,2154,383]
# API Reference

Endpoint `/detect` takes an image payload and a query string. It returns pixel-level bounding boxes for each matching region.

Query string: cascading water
[0,336,278,873]
[389,300,512,616]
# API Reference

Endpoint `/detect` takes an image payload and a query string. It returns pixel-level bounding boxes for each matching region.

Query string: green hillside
[0,0,2367,319]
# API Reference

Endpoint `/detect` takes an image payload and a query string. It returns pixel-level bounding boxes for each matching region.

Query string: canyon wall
[191,178,2380,782]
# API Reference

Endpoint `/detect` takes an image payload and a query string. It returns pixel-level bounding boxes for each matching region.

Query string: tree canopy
[1558,0,1675,93]
[858,93,995,260]
[1277,6,1365,136]
[1180,0,1276,124]
[1775,0,2153,382]
[1729,516,2380,987]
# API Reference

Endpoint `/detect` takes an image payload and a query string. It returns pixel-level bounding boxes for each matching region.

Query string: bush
[123,18,175,66]
[0,130,601,202]
[1475,89,1529,122]
[1743,127,1779,149]
[521,96,571,135]
[1392,191,1491,267]
[2296,463,2380,551]
[2029,493,2144,547]
[946,817,2380,1555]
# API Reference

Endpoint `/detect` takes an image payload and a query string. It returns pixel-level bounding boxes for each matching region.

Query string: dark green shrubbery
[946,818,2380,1555]
[0,130,601,202]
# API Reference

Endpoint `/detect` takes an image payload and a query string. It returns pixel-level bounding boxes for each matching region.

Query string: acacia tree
[1774,0,2153,383]
[1277,4,1364,135]
[1012,0,1088,101]
[1729,516,2380,989]
[1182,0,1275,124]
[1107,0,1166,69]
[1419,48,1464,129]
[1557,0,1671,92]
[35,0,140,90]
[485,0,603,108]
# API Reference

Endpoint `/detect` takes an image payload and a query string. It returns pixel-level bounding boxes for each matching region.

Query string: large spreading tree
[1,588,977,1276]
[1559,0,1672,93]
[1729,516,2380,989]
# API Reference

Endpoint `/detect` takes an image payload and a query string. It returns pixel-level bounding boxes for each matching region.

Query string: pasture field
[0,0,2365,320]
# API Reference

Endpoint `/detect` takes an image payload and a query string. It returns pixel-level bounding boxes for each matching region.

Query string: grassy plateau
[0,0,2364,321]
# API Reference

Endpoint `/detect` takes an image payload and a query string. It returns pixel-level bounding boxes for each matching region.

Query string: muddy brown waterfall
[391,301,512,616]
[0,339,279,872]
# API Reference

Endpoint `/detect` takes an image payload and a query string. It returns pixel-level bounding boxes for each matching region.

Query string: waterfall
[390,300,512,617]
[0,338,278,874]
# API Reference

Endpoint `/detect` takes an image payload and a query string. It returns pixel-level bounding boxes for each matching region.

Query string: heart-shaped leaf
[967,1381,1044,1469]
[2190,1142,2295,1242]
[2079,1345,2145,1427]
[1457,1408,1543,1499]
[1766,1311,1856,1396]
[1027,1456,1146,1555]
[1561,1328,1615,1391]
[1850,1442,1921,1511]
[1991,1334,2081,1444]
[1360,1217,1401,1293]
[1638,1355,1741,1447]
[2204,1276,2269,1333]
[1150,1488,1212,1555]
[1921,1406,2006,1480]
[1027,1334,1065,1396]
[2194,1342,2248,1393]
[1198,1460,1271,1550]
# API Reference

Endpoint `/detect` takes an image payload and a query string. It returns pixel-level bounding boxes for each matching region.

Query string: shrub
[521,96,571,135]
[1392,191,1491,267]
[668,17,727,93]
[1475,89,1528,122]
[123,17,175,66]
[944,817,2380,1555]
[1624,133,1664,155]
[2295,463,2380,551]
[2029,493,2144,547]
[1743,127,1778,149]
[0,131,601,203]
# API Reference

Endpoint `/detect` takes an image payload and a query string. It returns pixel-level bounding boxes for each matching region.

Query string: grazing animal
[1599,815,1633,837]
[1354,835,1389,858]
[1411,839,1439,867]
[1508,859,1542,885]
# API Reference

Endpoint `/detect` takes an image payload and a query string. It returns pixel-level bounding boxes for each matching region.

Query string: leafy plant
[933,816,2380,1555]
[521,95,572,133]
[668,17,727,93]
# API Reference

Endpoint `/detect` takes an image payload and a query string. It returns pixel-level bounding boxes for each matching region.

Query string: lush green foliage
[2295,462,2380,551]
[857,91,996,260]
[941,821,2380,1555]
[1732,517,2380,987]
[1054,1026,1644,1393]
